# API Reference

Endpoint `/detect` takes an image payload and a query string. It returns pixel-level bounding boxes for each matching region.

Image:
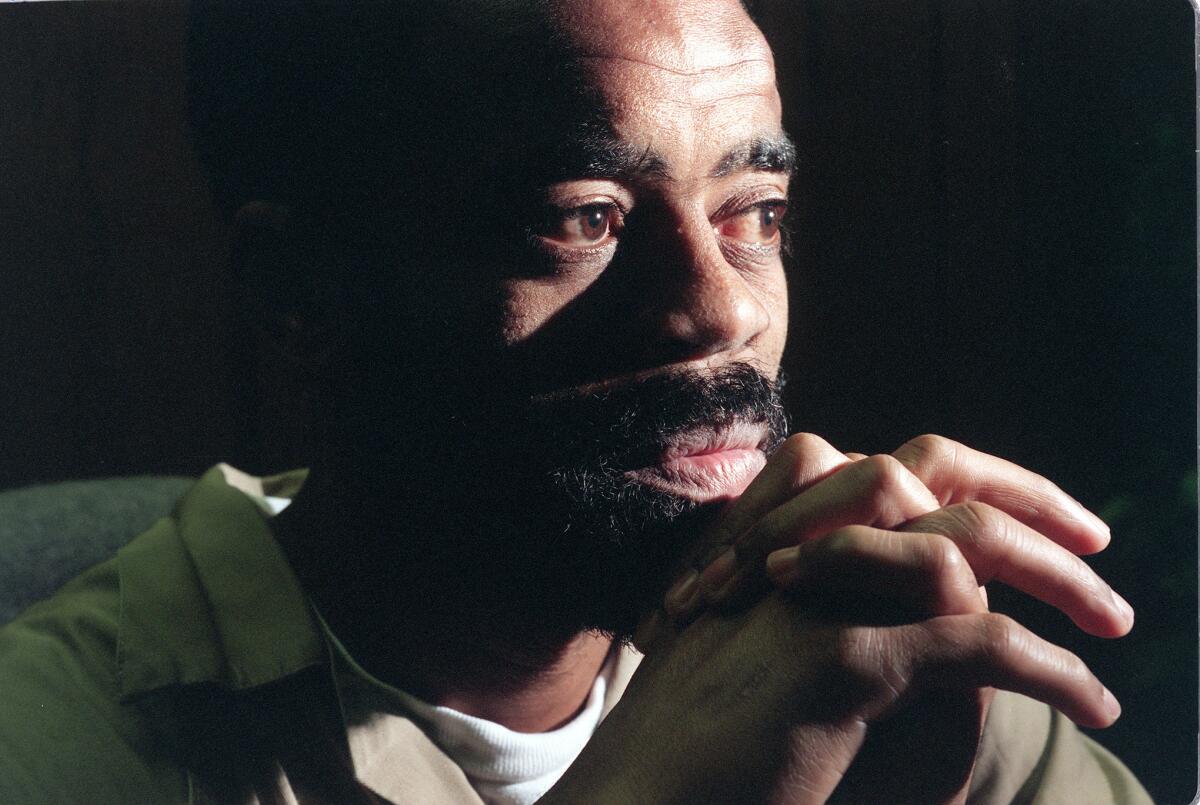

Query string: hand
[626,433,1130,802]
[546,590,1119,804]
[657,434,1113,628]
[643,433,1128,643]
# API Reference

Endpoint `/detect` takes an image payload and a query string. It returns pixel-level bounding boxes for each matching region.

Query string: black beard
[426,361,790,639]
[325,360,788,643]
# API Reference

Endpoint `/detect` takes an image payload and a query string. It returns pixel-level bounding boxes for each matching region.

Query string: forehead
[554,0,771,72]
[552,0,783,174]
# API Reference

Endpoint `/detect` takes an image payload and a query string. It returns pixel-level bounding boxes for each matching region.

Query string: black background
[1,1,1195,800]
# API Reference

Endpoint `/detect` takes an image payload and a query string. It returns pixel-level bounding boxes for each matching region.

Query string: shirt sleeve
[968,690,1152,805]
[0,558,189,804]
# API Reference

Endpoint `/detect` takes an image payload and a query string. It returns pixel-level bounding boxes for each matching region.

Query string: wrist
[539,711,675,804]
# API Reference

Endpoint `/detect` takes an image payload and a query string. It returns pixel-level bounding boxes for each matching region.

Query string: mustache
[518,361,790,472]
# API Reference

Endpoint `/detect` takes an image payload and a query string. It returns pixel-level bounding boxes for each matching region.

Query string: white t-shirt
[362,658,611,805]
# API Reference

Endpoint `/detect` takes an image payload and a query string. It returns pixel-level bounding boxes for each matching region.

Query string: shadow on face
[195,3,794,633]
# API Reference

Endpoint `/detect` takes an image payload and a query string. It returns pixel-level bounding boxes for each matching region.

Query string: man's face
[335,0,792,636]
[495,0,792,506]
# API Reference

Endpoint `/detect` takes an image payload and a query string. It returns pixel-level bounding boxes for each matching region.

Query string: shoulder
[0,527,190,804]
[0,466,327,804]
[969,691,1152,805]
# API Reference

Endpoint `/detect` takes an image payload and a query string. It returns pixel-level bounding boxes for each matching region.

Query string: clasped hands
[575,434,1131,804]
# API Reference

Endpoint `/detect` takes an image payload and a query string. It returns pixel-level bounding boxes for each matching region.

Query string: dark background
[1,0,1195,801]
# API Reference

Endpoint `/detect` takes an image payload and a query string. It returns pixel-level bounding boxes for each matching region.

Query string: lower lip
[627,448,767,503]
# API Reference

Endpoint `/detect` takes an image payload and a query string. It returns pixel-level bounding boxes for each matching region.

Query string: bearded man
[0,1,1150,803]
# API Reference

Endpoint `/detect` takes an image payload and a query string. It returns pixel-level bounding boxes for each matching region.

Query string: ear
[230,200,343,371]
[231,200,352,466]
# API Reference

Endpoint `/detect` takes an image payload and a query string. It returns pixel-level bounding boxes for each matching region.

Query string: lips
[624,421,770,503]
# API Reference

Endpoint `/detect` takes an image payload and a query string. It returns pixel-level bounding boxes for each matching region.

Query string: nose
[642,220,771,364]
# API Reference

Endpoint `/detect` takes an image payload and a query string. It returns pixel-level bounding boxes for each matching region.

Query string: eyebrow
[552,131,672,182]
[544,128,796,185]
[710,134,797,178]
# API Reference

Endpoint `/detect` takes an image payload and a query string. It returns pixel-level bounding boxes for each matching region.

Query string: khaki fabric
[0,466,1151,804]
[970,691,1153,805]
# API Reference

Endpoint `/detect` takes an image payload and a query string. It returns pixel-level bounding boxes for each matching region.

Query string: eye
[541,203,622,247]
[717,200,788,245]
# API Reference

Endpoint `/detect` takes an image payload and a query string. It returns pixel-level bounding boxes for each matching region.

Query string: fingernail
[700,547,737,594]
[1069,497,1111,540]
[665,570,700,615]
[1087,509,1111,538]
[1101,685,1122,720]
[765,546,800,579]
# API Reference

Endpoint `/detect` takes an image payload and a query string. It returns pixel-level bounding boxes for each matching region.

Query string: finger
[893,434,1110,555]
[877,613,1121,729]
[703,432,853,560]
[664,433,851,616]
[703,454,941,606]
[899,502,1134,637]
[631,609,672,655]
[764,525,986,620]
[916,614,1123,734]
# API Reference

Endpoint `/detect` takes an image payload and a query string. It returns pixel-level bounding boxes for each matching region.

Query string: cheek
[499,279,585,346]
[758,267,790,366]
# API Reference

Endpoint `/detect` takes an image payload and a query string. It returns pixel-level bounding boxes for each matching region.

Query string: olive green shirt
[0,466,1152,803]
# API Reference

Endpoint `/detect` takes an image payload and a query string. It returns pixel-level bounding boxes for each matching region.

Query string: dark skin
[265,0,1131,800]
[273,470,615,733]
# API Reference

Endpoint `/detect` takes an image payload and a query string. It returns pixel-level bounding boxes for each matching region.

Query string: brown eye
[758,204,782,236]
[544,203,620,247]
[579,206,608,240]
[718,201,788,245]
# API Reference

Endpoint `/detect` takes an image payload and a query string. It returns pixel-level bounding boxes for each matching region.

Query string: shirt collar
[116,464,322,699]
[113,463,644,711]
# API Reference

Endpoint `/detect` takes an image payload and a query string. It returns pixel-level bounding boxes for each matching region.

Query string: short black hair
[186,1,586,218]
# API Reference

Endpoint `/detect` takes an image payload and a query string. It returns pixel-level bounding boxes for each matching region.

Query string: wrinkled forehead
[542,0,782,164]
[549,0,773,73]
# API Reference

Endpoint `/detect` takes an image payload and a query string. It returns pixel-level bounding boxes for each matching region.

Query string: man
[0,0,1150,802]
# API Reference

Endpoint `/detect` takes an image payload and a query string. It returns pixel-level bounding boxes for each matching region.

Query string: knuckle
[941,503,1011,580]
[778,433,836,490]
[779,432,827,461]
[980,613,1022,663]
[944,501,1002,545]
[861,453,909,494]
[919,536,977,612]
[829,626,876,679]
[922,533,967,577]
[897,433,958,479]
[827,628,907,709]
[858,454,931,518]
[943,500,987,529]
[904,433,954,462]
